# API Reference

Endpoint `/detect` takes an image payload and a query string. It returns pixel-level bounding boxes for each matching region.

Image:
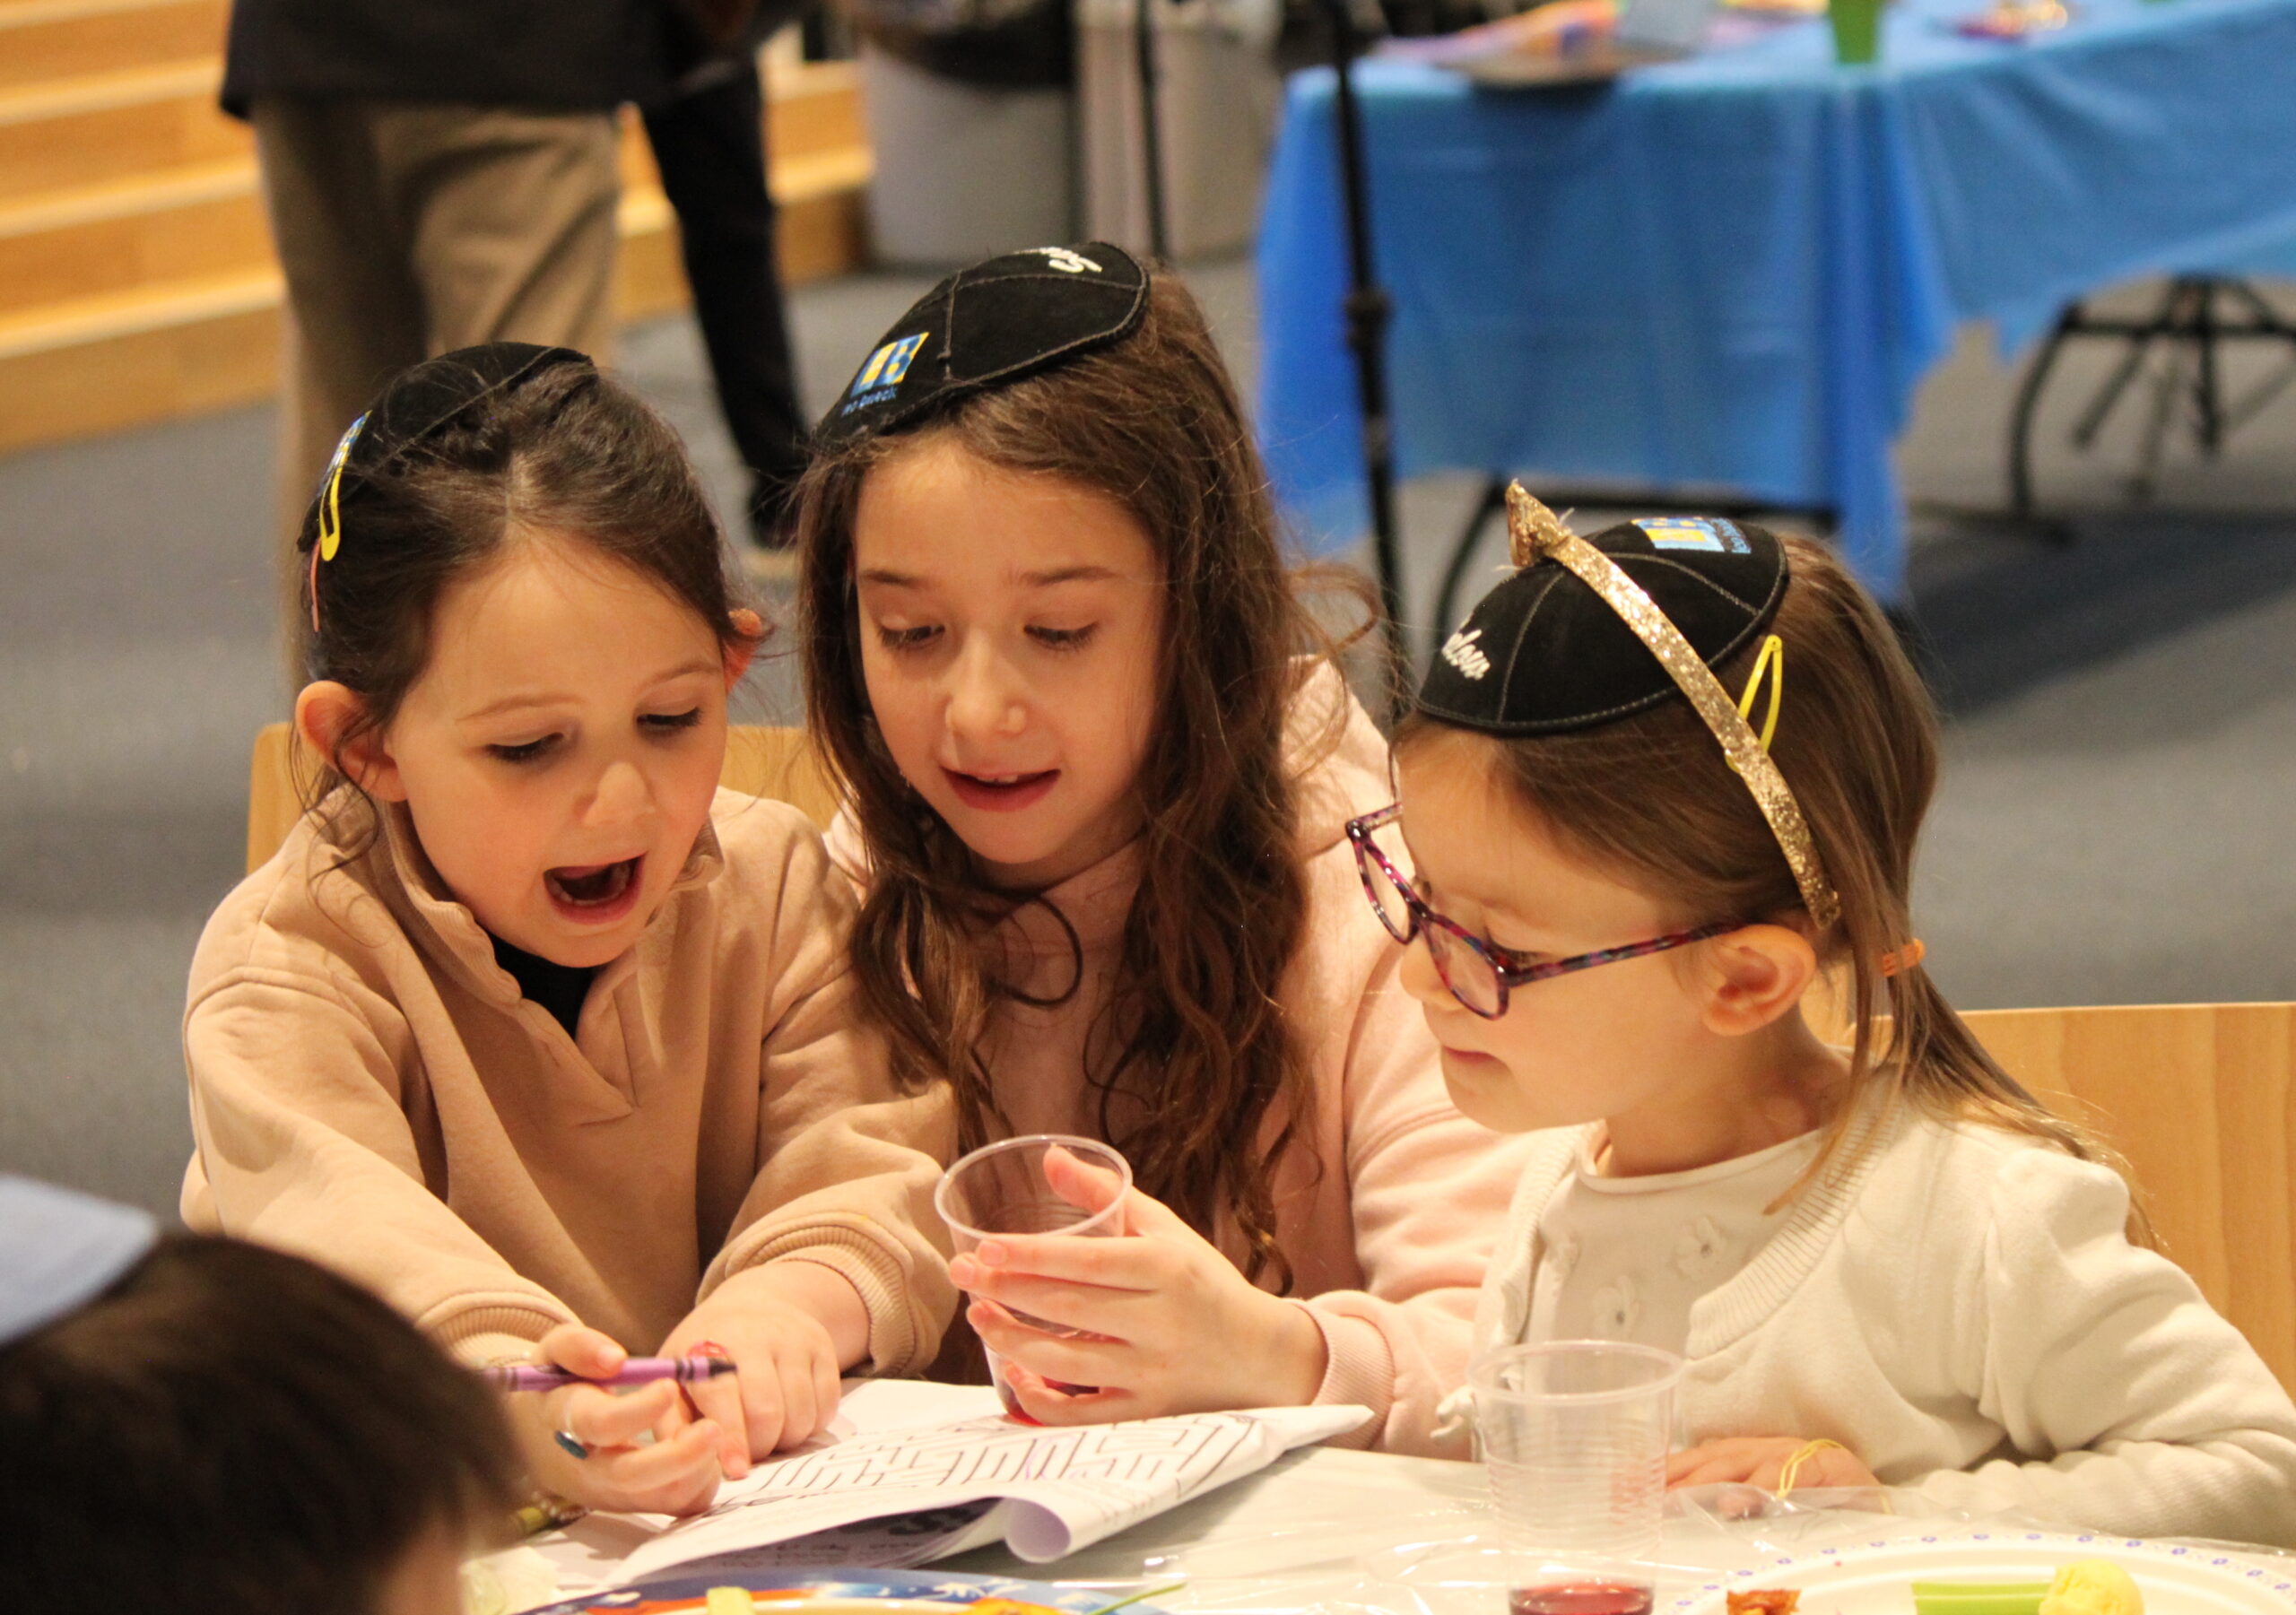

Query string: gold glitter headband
[1506,482,1842,931]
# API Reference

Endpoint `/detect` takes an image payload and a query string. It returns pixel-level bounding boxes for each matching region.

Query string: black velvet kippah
[307,341,592,539]
[814,243,1149,449]
[1416,515,1790,734]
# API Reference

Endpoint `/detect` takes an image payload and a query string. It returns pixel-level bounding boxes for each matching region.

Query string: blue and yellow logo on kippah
[840,332,929,417]
[854,333,927,394]
[1634,516,1749,555]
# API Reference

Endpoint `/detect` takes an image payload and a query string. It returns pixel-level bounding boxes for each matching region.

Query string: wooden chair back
[1801,980,2296,1392]
[1961,1003,2296,1393]
[246,721,839,874]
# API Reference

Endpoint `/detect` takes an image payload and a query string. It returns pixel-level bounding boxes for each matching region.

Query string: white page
[613,1403,1370,1584]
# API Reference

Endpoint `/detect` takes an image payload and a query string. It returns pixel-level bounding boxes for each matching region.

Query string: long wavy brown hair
[1398,533,2143,1230]
[796,274,1346,1288]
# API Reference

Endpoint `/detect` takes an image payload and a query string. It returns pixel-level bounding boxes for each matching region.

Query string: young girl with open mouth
[182,344,953,1515]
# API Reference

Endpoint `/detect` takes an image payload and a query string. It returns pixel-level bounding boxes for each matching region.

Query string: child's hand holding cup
[935,1133,1133,1421]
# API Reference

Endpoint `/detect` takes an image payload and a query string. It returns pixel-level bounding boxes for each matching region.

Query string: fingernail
[977,1239,1009,1266]
[950,1255,978,1286]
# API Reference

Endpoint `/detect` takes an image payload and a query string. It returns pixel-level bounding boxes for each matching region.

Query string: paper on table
[613,1402,1370,1583]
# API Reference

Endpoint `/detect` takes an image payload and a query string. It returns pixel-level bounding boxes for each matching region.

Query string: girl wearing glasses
[793,246,1530,1451]
[1364,487,2296,1538]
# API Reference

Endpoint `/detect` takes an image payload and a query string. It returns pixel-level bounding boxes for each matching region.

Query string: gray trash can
[1076,0,1280,259]
[853,0,1081,268]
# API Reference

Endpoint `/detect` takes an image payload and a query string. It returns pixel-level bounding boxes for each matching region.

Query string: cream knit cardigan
[1474,1104,2296,1547]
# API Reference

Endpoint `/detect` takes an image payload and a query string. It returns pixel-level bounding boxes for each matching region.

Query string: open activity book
[553,1382,1370,1586]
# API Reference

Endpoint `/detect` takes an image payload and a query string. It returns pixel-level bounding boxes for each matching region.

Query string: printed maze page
[615,1403,1370,1582]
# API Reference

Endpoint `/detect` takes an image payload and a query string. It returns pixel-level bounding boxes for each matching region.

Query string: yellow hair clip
[315,412,366,565]
[308,412,367,635]
[1735,633,1785,753]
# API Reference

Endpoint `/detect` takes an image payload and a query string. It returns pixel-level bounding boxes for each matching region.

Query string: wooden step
[0,0,227,89]
[0,268,279,448]
[0,56,859,201]
[0,64,870,322]
[0,60,245,200]
[617,146,873,317]
[0,159,264,317]
[0,181,868,451]
[769,61,865,163]
[0,57,874,456]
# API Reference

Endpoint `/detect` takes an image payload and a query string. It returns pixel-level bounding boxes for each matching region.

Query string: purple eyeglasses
[1344,803,1744,1019]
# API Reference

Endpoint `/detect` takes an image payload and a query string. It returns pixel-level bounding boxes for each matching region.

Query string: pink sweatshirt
[183,790,957,1374]
[831,667,1533,1454]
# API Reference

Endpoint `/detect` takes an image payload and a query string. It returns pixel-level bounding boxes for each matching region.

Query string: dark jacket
[221,0,669,117]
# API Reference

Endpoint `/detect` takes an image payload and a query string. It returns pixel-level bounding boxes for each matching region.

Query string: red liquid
[1509,1584,1655,1615]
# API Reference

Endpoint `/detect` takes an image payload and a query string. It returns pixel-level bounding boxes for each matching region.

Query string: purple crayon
[480,1353,737,1394]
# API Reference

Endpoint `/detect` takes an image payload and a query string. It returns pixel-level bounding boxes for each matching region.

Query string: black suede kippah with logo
[303,341,592,541]
[1417,514,1790,734]
[815,242,1149,449]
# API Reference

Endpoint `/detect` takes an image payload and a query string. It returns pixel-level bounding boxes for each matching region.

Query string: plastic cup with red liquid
[1466,1341,1686,1615]
[935,1133,1134,1422]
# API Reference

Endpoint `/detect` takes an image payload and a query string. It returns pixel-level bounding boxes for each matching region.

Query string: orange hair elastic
[1879,939,1926,977]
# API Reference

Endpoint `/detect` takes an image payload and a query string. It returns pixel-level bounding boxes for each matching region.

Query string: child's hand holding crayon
[949,1146,1331,1424]
[508,1324,730,1515]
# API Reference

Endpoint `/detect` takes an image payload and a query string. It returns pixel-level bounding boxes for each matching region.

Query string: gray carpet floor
[3,259,2291,1215]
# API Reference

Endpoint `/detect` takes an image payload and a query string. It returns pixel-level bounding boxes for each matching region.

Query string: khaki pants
[252,100,621,648]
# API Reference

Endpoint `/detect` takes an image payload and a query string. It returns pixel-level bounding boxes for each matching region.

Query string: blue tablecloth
[1256,0,2296,601]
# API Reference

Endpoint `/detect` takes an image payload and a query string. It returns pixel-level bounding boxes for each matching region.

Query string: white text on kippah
[1441,628,1491,681]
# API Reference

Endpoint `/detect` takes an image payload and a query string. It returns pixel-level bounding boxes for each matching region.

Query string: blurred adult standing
[642,0,817,559]
[222,0,657,610]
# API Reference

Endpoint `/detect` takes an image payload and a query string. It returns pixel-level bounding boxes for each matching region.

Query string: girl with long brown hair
[796,246,1528,1451]
[1370,487,2296,1538]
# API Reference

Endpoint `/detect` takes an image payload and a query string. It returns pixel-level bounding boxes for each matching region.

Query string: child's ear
[1698,923,1818,1038]
[294,681,408,802]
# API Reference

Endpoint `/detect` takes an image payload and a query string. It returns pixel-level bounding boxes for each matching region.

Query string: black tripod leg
[2066,280,2189,457]
[2194,278,2223,459]
[1429,475,1507,657]
[1322,0,1409,708]
[2008,308,2075,525]
[1135,0,1169,258]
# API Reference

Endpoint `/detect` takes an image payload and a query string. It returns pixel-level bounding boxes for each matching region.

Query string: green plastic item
[1826,0,1883,63]
[1909,1581,2054,1615]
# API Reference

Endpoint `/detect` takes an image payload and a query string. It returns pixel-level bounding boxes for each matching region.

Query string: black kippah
[303,341,593,546]
[814,243,1149,450]
[1417,515,1789,734]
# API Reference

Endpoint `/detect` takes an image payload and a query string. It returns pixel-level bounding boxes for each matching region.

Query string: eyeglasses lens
[1423,925,1504,1017]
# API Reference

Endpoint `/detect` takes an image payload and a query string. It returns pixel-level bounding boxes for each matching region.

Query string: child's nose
[588,759,654,826]
[1396,933,1450,1012]
[945,645,1028,741]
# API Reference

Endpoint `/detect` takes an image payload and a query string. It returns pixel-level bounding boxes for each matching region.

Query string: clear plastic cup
[1465,1341,1684,1615]
[935,1133,1133,1420]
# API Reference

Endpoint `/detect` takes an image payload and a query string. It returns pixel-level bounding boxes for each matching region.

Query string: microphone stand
[1317,0,1409,701]
[1134,0,1170,256]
